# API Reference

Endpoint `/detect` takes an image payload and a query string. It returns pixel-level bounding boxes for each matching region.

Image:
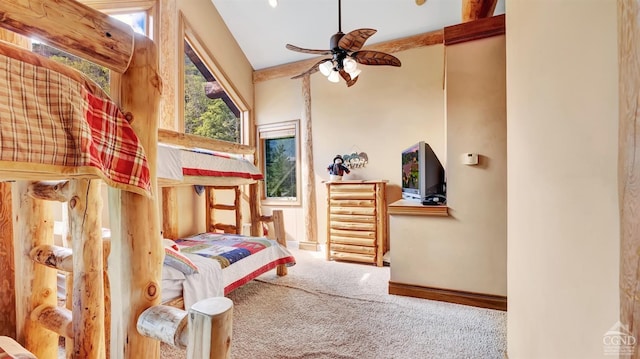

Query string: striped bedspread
[0,41,151,196]
[176,232,295,295]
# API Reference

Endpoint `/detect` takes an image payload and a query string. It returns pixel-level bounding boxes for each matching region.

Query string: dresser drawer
[329,233,376,247]
[329,251,375,264]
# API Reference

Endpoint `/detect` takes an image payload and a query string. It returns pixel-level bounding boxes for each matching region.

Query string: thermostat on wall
[462,153,479,165]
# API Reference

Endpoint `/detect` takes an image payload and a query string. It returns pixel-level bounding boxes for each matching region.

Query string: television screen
[401,143,421,192]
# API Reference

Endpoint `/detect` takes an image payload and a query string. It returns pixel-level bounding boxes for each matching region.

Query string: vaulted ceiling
[210,0,505,71]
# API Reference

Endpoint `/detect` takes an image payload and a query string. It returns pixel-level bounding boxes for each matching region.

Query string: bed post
[0,182,16,338]
[108,33,162,359]
[12,182,58,358]
[249,183,261,237]
[67,179,105,358]
[162,187,179,239]
[0,28,29,341]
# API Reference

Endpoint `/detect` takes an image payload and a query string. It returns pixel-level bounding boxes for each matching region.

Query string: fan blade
[338,28,377,52]
[339,70,358,87]
[286,44,332,55]
[291,58,333,79]
[351,50,402,67]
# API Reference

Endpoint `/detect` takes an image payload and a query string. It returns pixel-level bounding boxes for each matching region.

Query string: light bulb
[268,0,278,8]
[343,57,357,72]
[319,61,333,76]
[347,68,361,79]
[327,70,340,83]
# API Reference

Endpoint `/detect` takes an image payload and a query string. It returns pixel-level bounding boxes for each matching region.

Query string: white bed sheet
[157,143,262,184]
[162,252,223,308]
[161,238,295,308]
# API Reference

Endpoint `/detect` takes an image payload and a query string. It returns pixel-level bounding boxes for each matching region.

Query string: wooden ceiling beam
[462,0,499,22]
[253,29,443,83]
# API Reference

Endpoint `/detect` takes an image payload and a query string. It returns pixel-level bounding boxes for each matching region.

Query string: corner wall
[506,1,619,358]
[389,34,507,297]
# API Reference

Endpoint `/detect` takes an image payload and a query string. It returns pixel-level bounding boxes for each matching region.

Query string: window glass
[258,120,300,205]
[183,41,240,143]
[265,137,297,198]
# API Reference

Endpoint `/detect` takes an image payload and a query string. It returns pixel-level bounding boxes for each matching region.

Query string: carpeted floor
[160,246,507,359]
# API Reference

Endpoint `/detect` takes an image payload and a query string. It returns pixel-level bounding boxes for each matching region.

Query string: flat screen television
[401,141,446,202]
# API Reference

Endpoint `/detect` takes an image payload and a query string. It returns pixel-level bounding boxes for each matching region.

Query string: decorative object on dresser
[325,180,388,266]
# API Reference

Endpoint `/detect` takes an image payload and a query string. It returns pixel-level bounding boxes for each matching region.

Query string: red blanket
[0,41,151,197]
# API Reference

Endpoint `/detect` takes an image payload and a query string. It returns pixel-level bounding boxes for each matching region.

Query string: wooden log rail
[137,297,233,359]
[158,129,255,156]
[0,0,134,73]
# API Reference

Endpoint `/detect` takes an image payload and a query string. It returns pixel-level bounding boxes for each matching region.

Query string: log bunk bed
[0,1,291,358]
[155,129,295,309]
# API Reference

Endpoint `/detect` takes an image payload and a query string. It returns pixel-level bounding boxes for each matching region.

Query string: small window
[258,120,301,205]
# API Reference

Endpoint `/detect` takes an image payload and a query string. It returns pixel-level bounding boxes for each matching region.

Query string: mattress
[157,143,263,186]
[162,233,295,308]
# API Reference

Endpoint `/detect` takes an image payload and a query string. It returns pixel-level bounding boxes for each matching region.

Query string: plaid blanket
[0,41,151,197]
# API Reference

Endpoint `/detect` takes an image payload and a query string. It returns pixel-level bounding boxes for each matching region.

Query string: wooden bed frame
[0,1,246,358]
[156,129,289,308]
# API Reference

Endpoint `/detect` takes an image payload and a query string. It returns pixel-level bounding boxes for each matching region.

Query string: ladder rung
[212,204,236,211]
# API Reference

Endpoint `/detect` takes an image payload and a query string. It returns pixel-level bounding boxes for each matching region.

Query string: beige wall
[175,0,254,110]
[255,45,446,244]
[506,1,619,358]
[390,35,507,296]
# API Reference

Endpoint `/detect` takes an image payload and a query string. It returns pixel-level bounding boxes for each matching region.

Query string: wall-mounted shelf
[388,199,449,216]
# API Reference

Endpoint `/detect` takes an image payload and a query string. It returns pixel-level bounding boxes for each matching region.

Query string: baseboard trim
[388,281,507,311]
[298,241,320,251]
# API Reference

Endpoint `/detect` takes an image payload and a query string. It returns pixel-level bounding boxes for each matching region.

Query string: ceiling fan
[286,0,401,87]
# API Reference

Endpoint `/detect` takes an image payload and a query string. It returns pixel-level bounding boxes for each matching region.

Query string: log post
[68,179,105,359]
[107,33,162,359]
[249,184,260,237]
[206,186,214,233]
[0,28,28,340]
[187,297,233,359]
[162,187,179,239]
[234,187,241,232]
[272,210,288,276]
[300,74,319,251]
[462,0,498,23]
[0,182,16,338]
[12,181,58,359]
[103,239,111,359]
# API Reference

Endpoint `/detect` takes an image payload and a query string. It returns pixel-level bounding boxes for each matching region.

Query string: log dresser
[325,180,388,267]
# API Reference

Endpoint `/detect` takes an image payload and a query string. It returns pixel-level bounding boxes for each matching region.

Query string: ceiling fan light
[268,0,278,8]
[343,57,357,72]
[319,61,333,76]
[347,68,361,79]
[327,70,340,83]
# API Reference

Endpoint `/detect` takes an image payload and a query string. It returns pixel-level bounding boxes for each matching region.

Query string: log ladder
[6,180,233,359]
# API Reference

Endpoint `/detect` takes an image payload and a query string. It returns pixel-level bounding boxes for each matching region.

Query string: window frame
[178,13,250,145]
[79,1,157,40]
[257,120,302,206]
